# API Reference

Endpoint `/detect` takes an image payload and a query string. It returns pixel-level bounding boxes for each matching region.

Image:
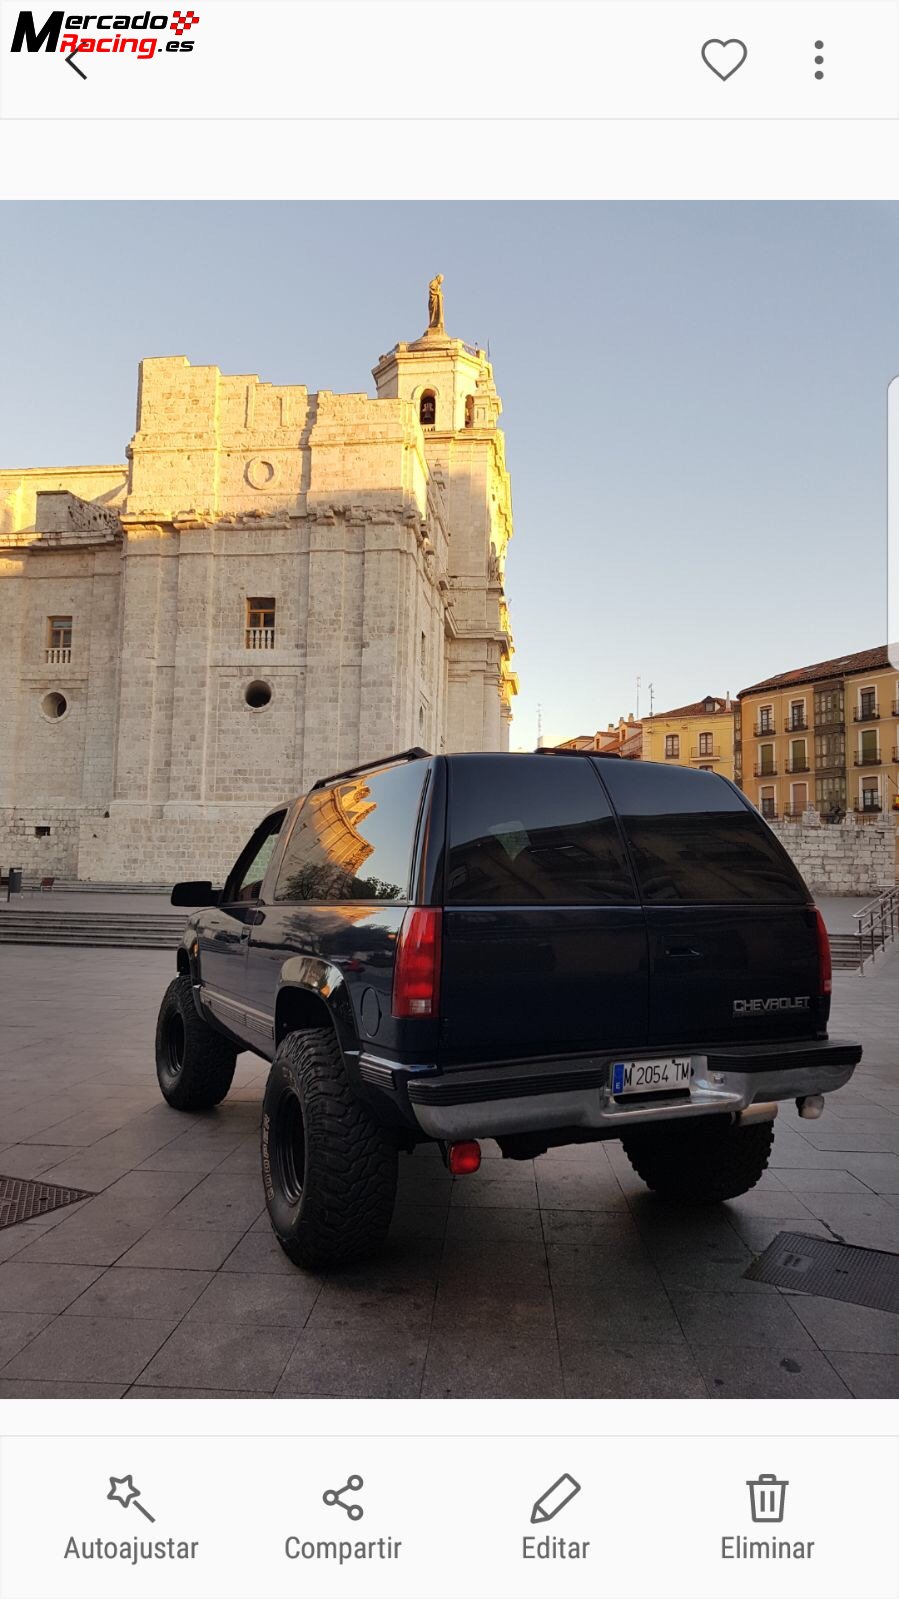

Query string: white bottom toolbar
[0,1402,896,1599]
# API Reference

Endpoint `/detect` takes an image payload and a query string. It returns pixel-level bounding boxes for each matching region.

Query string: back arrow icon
[65,44,87,79]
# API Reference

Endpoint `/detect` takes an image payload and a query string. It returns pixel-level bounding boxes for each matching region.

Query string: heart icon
[701,38,748,80]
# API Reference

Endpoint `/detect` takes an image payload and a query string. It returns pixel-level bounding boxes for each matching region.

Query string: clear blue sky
[1,202,895,745]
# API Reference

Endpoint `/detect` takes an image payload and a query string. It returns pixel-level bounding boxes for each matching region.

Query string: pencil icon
[530,1472,581,1524]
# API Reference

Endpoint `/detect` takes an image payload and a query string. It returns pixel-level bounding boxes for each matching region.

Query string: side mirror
[171,880,219,907]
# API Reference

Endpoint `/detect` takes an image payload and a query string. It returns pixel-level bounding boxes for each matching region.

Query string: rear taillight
[814,906,832,995]
[392,907,442,1018]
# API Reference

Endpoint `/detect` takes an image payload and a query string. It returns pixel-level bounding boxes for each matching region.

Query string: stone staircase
[0,908,186,949]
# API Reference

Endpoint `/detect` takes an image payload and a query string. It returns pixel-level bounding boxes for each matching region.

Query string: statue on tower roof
[427,274,445,334]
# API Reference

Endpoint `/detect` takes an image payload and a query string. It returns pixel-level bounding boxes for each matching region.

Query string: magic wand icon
[530,1472,581,1524]
[107,1475,156,1523]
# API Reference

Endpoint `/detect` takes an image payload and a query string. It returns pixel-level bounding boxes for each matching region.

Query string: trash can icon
[747,1473,788,1523]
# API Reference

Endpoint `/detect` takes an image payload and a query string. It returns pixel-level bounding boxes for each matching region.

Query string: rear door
[438,754,648,1066]
[595,762,824,1048]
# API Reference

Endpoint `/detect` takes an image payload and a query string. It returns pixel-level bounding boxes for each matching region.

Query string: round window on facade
[40,691,68,721]
[244,679,273,710]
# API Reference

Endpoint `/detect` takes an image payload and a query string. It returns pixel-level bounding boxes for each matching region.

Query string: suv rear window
[445,755,636,904]
[274,761,428,903]
[595,762,808,905]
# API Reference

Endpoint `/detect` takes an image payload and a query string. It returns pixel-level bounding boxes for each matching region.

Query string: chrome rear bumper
[399,1040,861,1142]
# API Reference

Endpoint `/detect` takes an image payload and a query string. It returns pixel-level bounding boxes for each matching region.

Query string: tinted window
[596,762,807,905]
[224,810,286,903]
[274,762,427,903]
[445,755,635,905]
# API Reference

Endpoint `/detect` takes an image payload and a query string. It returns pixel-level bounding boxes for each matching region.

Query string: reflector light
[448,1140,481,1175]
[392,907,442,1018]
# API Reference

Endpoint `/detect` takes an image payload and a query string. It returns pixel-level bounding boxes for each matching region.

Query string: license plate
[611,1056,692,1096]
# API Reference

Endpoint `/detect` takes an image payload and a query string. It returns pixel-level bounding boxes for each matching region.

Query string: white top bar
[0,1,896,121]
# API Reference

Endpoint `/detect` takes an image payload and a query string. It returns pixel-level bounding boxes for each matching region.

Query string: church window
[244,679,273,710]
[41,691,68,720]
[464,394,475,428]
[665,735,679,759]
[246,598,276,649]
[419,391,436,428]
[46,616,72,665]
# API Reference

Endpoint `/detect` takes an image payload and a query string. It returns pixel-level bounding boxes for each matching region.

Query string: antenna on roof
[537,703,544,749]
[648,681,654,718]
[635,674,641,721]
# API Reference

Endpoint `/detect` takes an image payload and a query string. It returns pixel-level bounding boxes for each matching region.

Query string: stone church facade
[0,297,517,883]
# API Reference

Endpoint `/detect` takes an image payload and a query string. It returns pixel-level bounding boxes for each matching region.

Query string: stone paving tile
[824,1352,899,1398]
[117,1224,250,1271]
[430,1283,556,1336]
[560,1338,708,1398]
[785,1295,899,1354]
[443,1205,540,1243]
[188,1270,323,1328]
[773,1168,874,1196]
[0,1261,104,1314]
[0,1312,54,1366]
[0,1144,88,1178]
[67,1266,214,1321]
[0,1379,129,1397]
[10,1219,157,1268]
[125,1386,273,1399]
[692,1345,853,1398]
[551,1277,684,1345]
[841,1154,899,1193]
[136,1315,299,1393]
[0,1313,180,1384]
[164,1173,267,1232]
[220,1230,308,1275]
[670,1291,820,1352]
[276,1327,428,1398]
[422,1332,564,1398]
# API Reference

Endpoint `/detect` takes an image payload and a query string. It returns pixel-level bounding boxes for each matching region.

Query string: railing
[853,704,880,722]
[851,886,899,970]
[45,647,71,665]
[856,803,883,816]
[753,721,775,737]
[245,627,275,650]
[893,701,899,716]
[760,807,778,820]
[691,746,718,760]
[854,754,882,766]
[754,764,778,777]
[784,717,808,732]
[785,759,810,772]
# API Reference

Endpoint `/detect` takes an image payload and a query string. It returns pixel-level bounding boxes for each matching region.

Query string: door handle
[665,944,704,960]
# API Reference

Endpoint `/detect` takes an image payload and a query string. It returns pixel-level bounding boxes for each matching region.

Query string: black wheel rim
[272,1089,306,1205]
[165,1012,185,1080]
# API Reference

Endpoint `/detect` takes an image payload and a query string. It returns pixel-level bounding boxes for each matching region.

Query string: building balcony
[753,722,776,737]
[754,764,778,778]
[785,760,810,773]
[853,705,880,722]
[784,717,808,732]
[759,806,778,820]
[854,754,882,767]
[856,803,883,816]
[893,701,899,716]
[245,627,275,650]
[690,746,719,761]
[45,647,71,666]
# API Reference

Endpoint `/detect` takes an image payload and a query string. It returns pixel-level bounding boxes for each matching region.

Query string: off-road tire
[155,974,237,1110]
[261,1027,398,1269]
[621,1117,775,1204]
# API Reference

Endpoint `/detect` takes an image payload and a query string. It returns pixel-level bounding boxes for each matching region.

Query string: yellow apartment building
[641,695,736,781]
[737,645,899,822]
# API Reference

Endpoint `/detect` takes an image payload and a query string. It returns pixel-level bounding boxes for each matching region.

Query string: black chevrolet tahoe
[156,749,862,1268]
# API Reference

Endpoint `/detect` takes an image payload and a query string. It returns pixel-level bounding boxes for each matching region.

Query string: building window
[788,699,806,731]
[664,735,679,758]
[46,616,72,665]
[860,779,881,812]
[34,825,51,838]
[858,729,880,766]
[759,787,776,819]
[758,743,776,776]
[420,391,436,428]
[464,394,475,428]
[758,705,773,733]
[698,732,713,756]
[858,687,878,721]
[789,739,808,772]
[246,598,276,650]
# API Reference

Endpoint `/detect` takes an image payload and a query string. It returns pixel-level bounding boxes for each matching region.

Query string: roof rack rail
[534,746,621,759]
[310,747,431,790]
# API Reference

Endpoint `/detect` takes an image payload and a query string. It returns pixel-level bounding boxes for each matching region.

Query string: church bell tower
[372,277,517,750]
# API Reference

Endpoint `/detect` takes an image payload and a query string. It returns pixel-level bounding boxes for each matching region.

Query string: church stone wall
[0,319,517,883]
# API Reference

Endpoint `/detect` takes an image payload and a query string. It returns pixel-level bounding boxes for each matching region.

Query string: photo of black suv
[156,750,862,1270]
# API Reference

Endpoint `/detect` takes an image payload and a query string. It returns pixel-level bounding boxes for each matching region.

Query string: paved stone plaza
[0,945,896,1400]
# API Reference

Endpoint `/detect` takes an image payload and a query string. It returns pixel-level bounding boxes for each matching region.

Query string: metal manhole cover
[0,1174,94,1229]
[745,1230,899,1314]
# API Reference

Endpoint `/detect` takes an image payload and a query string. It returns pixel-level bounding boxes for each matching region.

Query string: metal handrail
[852,886,899,969]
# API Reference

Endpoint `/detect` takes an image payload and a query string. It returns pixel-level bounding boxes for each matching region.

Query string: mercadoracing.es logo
[11,10,200,60]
